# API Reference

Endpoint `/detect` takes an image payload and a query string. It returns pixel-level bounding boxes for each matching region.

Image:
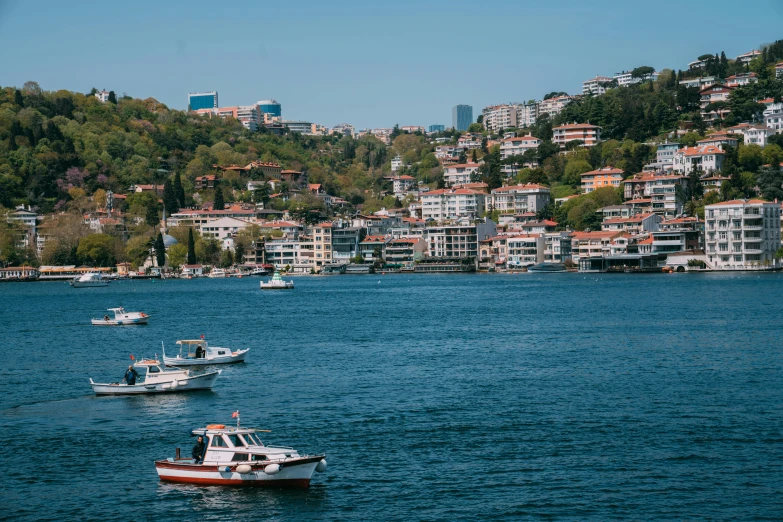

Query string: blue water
[1,273,782,520]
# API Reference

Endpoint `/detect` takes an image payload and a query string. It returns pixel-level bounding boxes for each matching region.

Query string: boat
[208,268,227,278]
[91,307,150,326]
[249,267,270,276]
[154,418,326,488]
[164,339,249,366]
[527,262,567,273]
[260,272,294,290]
[70,272,109,287]
[89,359,220,395]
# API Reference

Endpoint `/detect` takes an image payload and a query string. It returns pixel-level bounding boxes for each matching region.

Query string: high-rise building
[452,105,473,131]
[429,124,445,133]
[188,91,218,111]
[257,99,281,118]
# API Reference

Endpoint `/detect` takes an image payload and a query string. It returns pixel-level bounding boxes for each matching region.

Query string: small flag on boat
[201,334,205,339]
[232,411,239,418]
[130,354,135,360]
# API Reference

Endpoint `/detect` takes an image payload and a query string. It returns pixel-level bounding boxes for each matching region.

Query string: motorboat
[154,419,326,488]
[208,268,227,278]
[89,359,220,395]
[91,307,150,326]
[249,267,270,276]
[260,272,294,290]
[164,339,249,366]
[70,272,109,287]
[527,262,567,273]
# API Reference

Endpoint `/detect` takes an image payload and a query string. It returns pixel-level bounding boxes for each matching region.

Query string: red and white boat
[155,420,326,489]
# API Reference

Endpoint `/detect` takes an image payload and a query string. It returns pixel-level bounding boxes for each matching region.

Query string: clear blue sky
[1,0,781,130]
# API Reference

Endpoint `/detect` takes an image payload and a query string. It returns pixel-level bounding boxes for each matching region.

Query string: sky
[1,0,782,130]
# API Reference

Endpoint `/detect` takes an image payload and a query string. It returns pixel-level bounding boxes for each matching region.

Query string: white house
[420,188,486,222]
[582,76,613,96]
[761,97,783,132]
[499,135,541,174]
[727,123,775,147]
[704,199,780,270]
[181,264,204,276]
[198,217,252,242]
[488,184,550,214]
[672,145,725,175]
[393,175,416,195]
[443,163,481,187]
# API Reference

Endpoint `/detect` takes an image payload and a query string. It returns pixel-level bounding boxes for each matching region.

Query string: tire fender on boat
[263,464,280,475]
[316,459,327,473]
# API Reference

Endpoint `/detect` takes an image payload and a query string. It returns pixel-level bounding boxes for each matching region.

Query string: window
[250,454,269,461]
[149,366,160,373]
[232,453,249,461]
[210,435,227,447]
[227,434,245,447]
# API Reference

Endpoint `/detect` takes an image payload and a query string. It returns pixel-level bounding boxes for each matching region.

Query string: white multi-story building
[544,232,573,263]
[517,102,539,127]
[727,123,775,147]
[482,104,518,132]
[776,62,783,79]
[95,90,111,103]
[736,50,761,64]
[704,199,780,270]
[725,72,758,88]
[613,70,659,87]
[264,237,303,269]
[699,84,733,123]
[506,235,545,267]
[499,135,541,174]
[622,173,690,216]
[457,133,483,149]
[672,145,725,175]
[538,95,573,117]
[679,76,717,89]
[761,97,783,132]
[488,184,550,214]
[391,155,403,173]
[443,163,480,187]
[198,217,252,241]
[420,188,486,222]
[553,123,601,149]
[435,145,460,161]
[331,123,355,137]
[393,175,416,195]
[425,220,496,259]
[582,76,614,95]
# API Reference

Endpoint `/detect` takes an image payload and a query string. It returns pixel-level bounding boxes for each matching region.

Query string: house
[622,173,690,216]
[132,184,164,193]
[699,84,733,123]
[499,135,541,174]
[581,167,623,193]
[727,123,775,147]
[488,184,550,214]
[199,217,253,242]
[725,72,758,88]
[761,98,783,132]
[601,213,662,234]
[736,50,761,64]
[393,175,416,195]
[704,199,781,270]
[443,163,481,187]
[776,62,783,79]
[181,264,204,276]
[582,76,614,96]
[697,133,738,149]
[168,207,259,227]
[391,155,403,173]
[425,219,496,259]
[0,266,39,280]
[420,188,486,221]
[538,95,573,117]
[385,238,426,267]
[701,175,729,192]
[195,175,216,190]
[359,235,391,261]
[507,220,558,235]
[506,235,546,267]
[457,133,483,150]
[553,123,601,149]
[672,145,725,175]
[678,76,717,89]
[570,231,624,261]
[544,232,573,263]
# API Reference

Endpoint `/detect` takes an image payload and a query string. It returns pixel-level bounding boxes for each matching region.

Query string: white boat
[208,268,227,278]
[260,272,294,290]
[91,307,150,326]
[249,267,270,276]
[70,272,109,287]
[164,339,249,366]
[89,359,220,395]
[154,420,326,489]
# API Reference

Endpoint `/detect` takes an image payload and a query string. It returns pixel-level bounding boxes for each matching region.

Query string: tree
[14,89,23,107]
[162,179,178,215]
[234,241,246,264]
[458,149,468,164]
[213,183,225,210]
[173,171,185,207]
[127,192,162,227]
[155,232,166,267]
[253,183,271,207]
[468,123,484,133]
[167,243,188,269]
[76,234,117,266]
[219,248,234,268]
[187,228,197,264]
[107,91,117,104]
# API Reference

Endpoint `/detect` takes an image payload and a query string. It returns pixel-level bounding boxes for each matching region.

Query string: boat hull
[259,283,294,289]
[90,371,219,395]
[91,317,149,326]
[163,351,248,366]
[71,281,109,287]
[154,457,321,488]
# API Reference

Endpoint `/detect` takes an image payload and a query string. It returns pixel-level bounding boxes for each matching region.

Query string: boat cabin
[133,362,189,383]
[175,340,232,360]
[192,426,300,464]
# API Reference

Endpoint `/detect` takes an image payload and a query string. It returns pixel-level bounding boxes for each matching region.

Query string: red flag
[130,354,135,360]
[201,334,205,339]
[232,411,239,418]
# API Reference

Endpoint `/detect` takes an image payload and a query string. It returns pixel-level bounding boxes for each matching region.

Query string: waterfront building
[331,226,362,263]
[452,105,473,131]
[443,163,481,187]
[421,188,486,221]
[425,219,496,260]
[0,266,39,280]
[359,235,391,261]
[704,199,781,270]
[257,99,281,118]
[188,91,218,111]
[581,167,623,193]
[601,213,662,234]
[570,231,624,261]
[582,76,613,96]
[313,222,333,270]
[488,184,550,214]
[553,123,601,149]
[672,145,725,175]
[544,232,573,263]
[385,238,426,267]
[506,235,546,268]
[428,124,445,133]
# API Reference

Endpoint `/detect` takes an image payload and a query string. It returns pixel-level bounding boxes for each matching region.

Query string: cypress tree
[173,171,185,207]
[213,181,225,210]
[155,233,166,267]
[234,242,245,264]
[14,89,23,107]
[163,179,178,214]
[108,91,117,104]
[187,228,196,264]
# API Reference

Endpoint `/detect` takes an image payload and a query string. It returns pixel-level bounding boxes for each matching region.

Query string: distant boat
[70,272,109,287]
[164,339,249,366]
[260,272,294,290]
[208,268,227,278]
[527,263,567,273]
[91,307,150,326]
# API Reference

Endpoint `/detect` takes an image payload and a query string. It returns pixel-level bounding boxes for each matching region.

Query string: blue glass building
[257,99,281,118]
[452,105,473,131]
[428,124,445,133]
[188,91,218,111]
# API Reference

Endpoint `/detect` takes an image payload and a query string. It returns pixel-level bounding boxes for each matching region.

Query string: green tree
[163,178,178,215]
[173,171,185,207]
[187,228,197,264]
[213,182,225,210]
[155,232,166,267]
[168,243,188,269]
[76,234,117,266]
[107,91,117,104]
[234,241,245,264]
[219,248,234,268]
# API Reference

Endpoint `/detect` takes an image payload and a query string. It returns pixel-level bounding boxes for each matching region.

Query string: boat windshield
[227,434,245,447]
[242,433,261,445]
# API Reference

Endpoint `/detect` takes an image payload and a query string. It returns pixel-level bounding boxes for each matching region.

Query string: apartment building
[622,173,689,216]
[482,104,518,132]
[570,231,624,261]
[385,238,426,267]
[553,123,601,149]
[704,199,781,269]
[614,70,659,87]
[331,227,362,263]
[198,217,252,241]
[727,123,775,147]
[581,167,623,193]
[264,237,302,269]
[697,133,739,149]
[601,213,662,234]
[420,188,486,221]
[393,175,416,195]
[725,72,758,88]
[488,184,550,214]
[313,222,332,269]
[761,98,783,132]
[517,103,539,127]
[443,163,481,187]
[538,95,574,118]
[699,84,733,123]
[544,231,573,263]
[736,49,761,64]
[582,76,614,95]
[672,145,725,175]
[457,133,483,149]
[507,235,546,267]
[499,135,541,174]
[359,235,390,261]
[425,220,496,259]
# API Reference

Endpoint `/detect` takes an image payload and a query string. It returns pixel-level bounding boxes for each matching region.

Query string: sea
[1,273,782,521]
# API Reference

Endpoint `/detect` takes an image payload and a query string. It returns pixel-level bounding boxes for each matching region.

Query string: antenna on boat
[161,341,165,359]
[232,410,240,428]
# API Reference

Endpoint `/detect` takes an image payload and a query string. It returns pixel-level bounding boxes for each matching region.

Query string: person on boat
[104,315,110,321]
[192,436,205,463]
[123,365,139,385]
[195,345,204,359]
